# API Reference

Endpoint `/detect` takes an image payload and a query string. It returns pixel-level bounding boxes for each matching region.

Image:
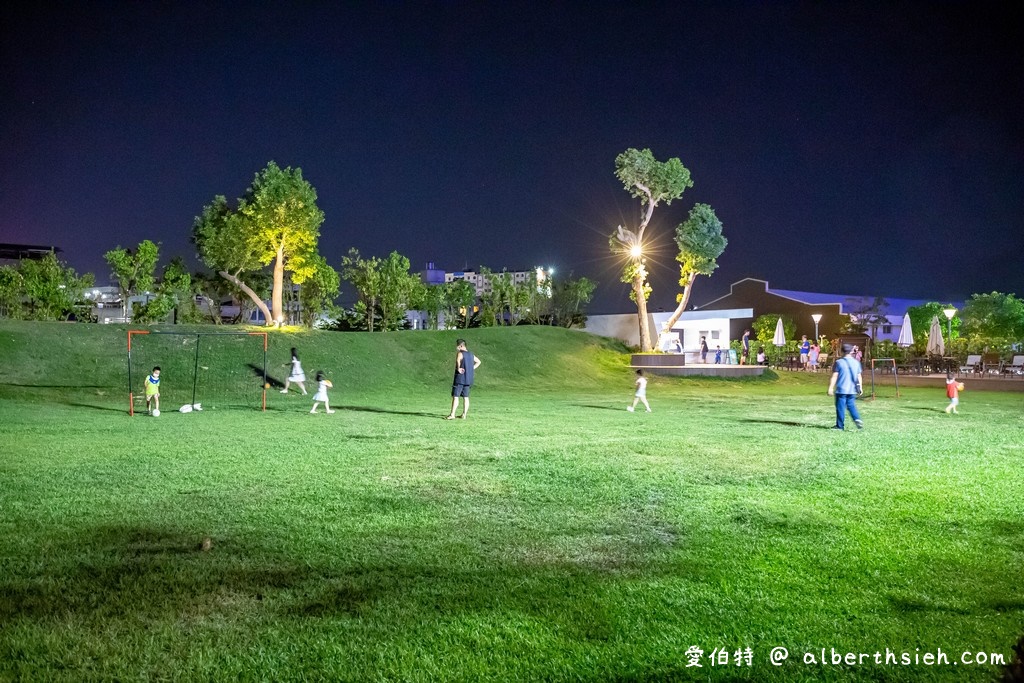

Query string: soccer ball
[957,382,965,392]
[152,409,160,417]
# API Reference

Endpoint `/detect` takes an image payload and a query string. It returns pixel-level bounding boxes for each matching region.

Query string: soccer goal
[127,330,268,415]
[868,358,900,399]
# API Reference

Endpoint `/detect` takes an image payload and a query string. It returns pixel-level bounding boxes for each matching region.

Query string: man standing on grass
[800,335,811,370]
[445,339,481,420]
[740,329,751,365]
[827,343,864,430]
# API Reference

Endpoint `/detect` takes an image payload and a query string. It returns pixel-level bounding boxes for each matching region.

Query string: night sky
[3,2,1021,313]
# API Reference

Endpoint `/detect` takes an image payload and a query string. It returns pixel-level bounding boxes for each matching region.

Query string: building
[585,278,950,356]
[441,267,540,297]
[0,243,62,267]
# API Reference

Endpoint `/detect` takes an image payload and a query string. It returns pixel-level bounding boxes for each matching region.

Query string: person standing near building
[699,336,709,363]
[799,335,811,370]
[740,329,751,365]
[446,338,481,420]
[827,343,864,430]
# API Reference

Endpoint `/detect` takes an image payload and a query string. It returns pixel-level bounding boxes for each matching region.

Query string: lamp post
[811,313,822,344]
[943,307,956,345]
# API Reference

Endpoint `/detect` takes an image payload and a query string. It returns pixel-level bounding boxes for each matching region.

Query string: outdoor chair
[981,353,1003,375]
[1002,355,1024,377]
[959,354,982,375]
[816,353,828,372]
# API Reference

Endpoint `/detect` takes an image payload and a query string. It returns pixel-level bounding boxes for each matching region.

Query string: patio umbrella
[772,317,786,347]
[927,316,945,356]
[896,313,914,347]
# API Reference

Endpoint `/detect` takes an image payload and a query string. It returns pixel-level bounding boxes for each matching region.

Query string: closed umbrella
[773,317,786,347]
[927,316,945,356]
[896,313,914,347]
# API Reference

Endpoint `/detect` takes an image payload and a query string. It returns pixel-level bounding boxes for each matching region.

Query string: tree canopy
[193,162,325,325]
[663,203,727,331]
[610,148,694,351]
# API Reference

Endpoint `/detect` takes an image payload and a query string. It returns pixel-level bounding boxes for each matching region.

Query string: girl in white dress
[281,347,307,394]
[310,371,334,414]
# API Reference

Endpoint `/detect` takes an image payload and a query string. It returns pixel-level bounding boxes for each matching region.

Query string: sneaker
[854,420,864,430]
[309,409,316,414]
[645,409,652,413]
[280,389,288,394]
[831,426,844,430]
[326,410,335,414]
[626,406,634,412]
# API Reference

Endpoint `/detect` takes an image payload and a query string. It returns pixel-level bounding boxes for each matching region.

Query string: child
[310,371,334,414]
[627,369,651,413]
[144,366,161,414]
[808,343,820,372]
[714,346,722,364]
[944,373,964,414]
[281,347,307,395]
[756,346,767,366]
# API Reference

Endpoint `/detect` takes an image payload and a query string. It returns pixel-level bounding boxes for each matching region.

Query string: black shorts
[452,384,471,398]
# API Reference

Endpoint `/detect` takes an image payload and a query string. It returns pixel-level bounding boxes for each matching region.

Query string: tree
[376,252,421,331]
[237,162,324,324]
[104,240,159,321]
[192,195,273,324]
[340,248,382,332]
[19,251,94,321]
[663,203,727,331]
[298,254,340,328]
[610,148,693,351]
[477,267,502,327]
[753,313,796,346]
[192,162,325,326]
[961,292,1024,345]
[136,257,199,325]
[906,302,961,351]
[552,275,597,328]
[418,283,446,330]
[0,265,24,319]
[845,297,890,339]
[442,280,476,329]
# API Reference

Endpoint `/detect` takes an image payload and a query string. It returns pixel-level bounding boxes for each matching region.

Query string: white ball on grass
[152,409,160,417]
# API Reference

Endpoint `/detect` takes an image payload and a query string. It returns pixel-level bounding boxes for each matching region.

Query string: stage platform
[630,354,766,377]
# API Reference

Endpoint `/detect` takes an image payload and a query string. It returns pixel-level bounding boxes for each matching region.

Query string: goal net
[128,330,267,415]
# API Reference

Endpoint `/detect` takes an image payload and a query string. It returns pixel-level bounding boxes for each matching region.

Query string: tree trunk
[634,273,651,351]
[663,272,699,333]
[272,241,285,325]
[218,270,273,325]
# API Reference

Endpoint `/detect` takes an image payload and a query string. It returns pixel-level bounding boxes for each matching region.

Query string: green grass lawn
[1,322,1022,681]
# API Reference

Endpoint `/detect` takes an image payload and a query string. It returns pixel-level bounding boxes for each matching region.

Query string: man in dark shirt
[445,339,482,420]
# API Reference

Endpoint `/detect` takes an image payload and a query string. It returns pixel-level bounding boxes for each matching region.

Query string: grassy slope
[1,321,1022,681]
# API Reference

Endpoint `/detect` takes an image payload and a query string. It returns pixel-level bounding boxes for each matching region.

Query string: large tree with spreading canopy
[611,148,692,351]
[193,162,324,325]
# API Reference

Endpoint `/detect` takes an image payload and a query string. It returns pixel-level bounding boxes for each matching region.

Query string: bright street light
[943,307,956,343]
[811,313,822,342]
[629,245,642,259]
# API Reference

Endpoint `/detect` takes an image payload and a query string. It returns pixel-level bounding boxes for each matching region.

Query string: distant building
[0,243,62,267]
[585,277,953,354]
[679,277,939,347]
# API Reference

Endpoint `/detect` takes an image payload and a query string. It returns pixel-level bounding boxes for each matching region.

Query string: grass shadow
[248,363,282,389]
[335,405,438,418]
[572,404,627,411]
[737,418,831,429]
